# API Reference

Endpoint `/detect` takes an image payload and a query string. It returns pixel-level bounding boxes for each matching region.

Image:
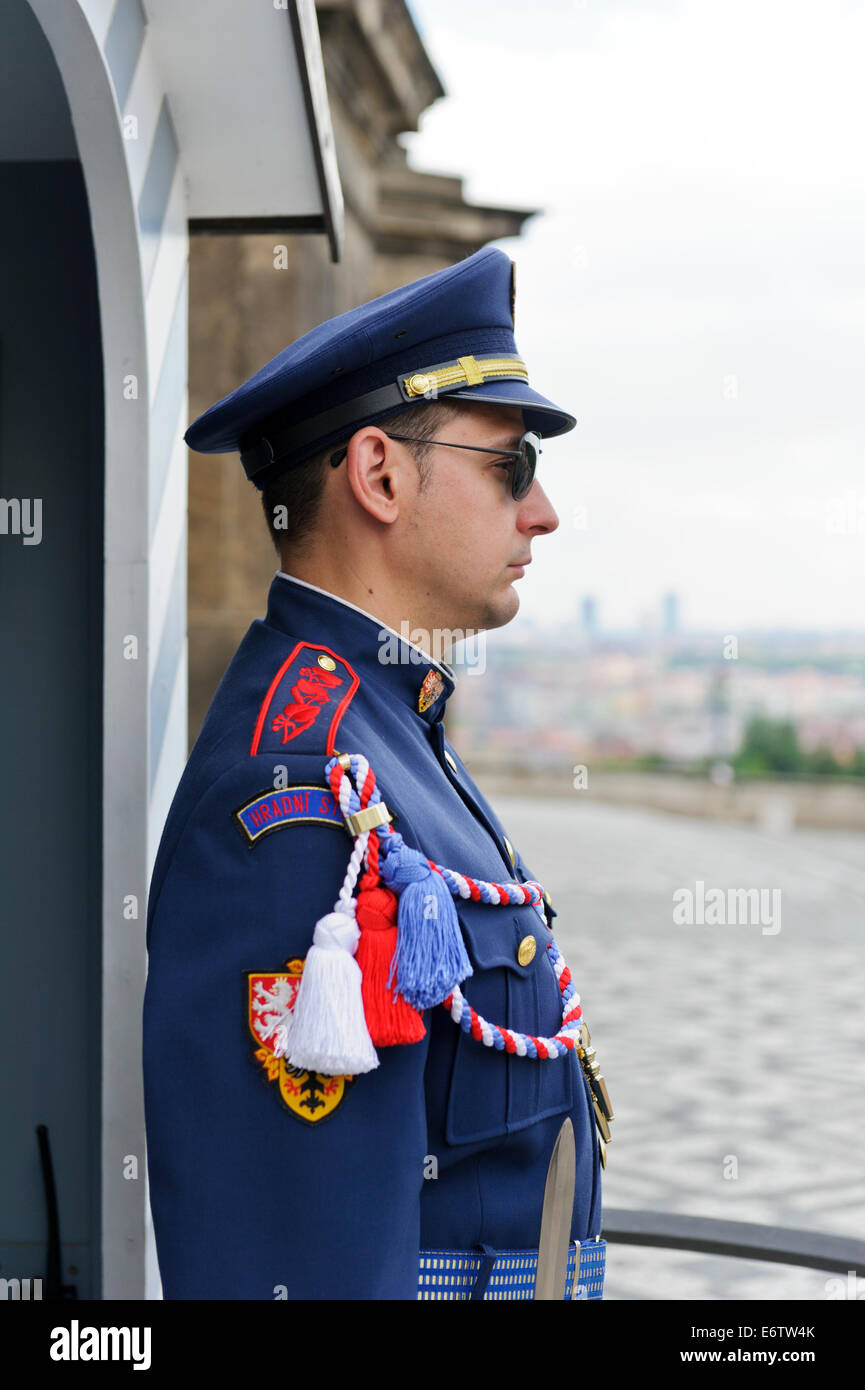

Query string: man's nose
[518,479,559,535]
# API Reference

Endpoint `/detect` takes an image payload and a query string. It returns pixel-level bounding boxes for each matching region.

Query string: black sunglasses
[329,430,542,501]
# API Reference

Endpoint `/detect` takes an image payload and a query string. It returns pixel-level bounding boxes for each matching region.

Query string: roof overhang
[143,0,343,259]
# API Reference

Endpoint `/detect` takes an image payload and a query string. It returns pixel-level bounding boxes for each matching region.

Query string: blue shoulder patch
[233,784,346,847]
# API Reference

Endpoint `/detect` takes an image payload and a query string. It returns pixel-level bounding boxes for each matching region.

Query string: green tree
[848,747,865,777]
[805,745,841,776]
[732,716,804,776]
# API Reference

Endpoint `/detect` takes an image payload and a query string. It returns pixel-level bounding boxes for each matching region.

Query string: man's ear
[343,427,404,523]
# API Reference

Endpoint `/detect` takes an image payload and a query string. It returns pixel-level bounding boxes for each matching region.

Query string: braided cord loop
[443,937,582,1059]
[324,754,585,1060]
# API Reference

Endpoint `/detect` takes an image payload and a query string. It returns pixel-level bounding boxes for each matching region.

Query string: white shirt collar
[275,570,458,683]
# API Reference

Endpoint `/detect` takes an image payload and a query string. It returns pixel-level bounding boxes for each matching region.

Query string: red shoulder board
[250,643,359,757]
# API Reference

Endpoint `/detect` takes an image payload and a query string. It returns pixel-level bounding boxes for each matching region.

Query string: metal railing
[602,1207,865,1276]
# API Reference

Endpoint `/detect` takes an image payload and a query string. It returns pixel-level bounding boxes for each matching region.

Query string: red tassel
[355,870,426,1046]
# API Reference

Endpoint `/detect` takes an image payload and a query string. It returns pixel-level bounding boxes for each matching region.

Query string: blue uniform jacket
[143,573,602,1299]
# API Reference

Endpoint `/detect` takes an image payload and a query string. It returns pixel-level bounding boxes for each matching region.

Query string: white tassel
[283,909,379,1075]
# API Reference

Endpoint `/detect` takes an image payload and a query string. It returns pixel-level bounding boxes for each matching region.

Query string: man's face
[396,401,560,633]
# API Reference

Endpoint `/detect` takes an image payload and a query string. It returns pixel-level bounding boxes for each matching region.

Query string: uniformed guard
[143,245,612,1300]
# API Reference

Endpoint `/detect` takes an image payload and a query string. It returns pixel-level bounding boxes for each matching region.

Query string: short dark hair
[260,398,459,556]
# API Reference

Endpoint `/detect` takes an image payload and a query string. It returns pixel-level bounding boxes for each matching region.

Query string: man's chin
[448,581,521,636]
[478,584,521,631]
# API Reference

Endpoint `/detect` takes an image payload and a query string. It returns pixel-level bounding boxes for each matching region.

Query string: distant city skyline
[405,0,865,634]
[481,594,865,641]
[447,626,865,771]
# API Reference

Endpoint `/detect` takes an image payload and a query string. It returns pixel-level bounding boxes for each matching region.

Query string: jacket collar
[266,571,457,725]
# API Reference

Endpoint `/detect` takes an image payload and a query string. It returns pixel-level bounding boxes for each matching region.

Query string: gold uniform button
[444,751,458,773]
[517,935,537,967]
[503,835,515,866]
[317,654,337,671]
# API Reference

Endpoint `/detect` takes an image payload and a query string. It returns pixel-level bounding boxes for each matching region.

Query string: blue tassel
[379,834,472,1009]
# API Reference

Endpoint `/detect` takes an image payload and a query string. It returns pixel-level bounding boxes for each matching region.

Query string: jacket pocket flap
[443,899,575,1146]
[455,895,552,975]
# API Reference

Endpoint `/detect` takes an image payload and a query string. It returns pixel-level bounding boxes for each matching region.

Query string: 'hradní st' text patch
[233,785,345,846]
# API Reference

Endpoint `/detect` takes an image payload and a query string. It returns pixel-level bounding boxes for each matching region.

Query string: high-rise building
[662,591,680,635]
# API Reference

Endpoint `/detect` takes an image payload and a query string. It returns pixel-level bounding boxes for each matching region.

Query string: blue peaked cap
[184,246,577,490]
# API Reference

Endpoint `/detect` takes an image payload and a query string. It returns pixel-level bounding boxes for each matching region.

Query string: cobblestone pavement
[489,792,865,1301]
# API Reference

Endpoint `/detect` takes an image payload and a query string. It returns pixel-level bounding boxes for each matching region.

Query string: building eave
[144,0,344,259]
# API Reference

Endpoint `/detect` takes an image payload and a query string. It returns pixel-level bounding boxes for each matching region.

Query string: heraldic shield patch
[247,959,354,1124]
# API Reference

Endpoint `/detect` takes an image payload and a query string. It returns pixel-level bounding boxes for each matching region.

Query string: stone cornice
[316,0,444,137]
[375,159,537,258]
[317,0,539,258]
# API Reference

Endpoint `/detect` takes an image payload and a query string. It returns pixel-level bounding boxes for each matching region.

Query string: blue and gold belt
[417,1237,606,1300]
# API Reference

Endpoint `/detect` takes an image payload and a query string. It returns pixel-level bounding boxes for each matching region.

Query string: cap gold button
[317,654,337,671]
[503,835,515,866]
[517,935,536,967]
[444,751,458,773]
[408,373,432,396]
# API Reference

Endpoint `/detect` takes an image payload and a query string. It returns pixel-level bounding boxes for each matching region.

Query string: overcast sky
[403,0,865,635]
